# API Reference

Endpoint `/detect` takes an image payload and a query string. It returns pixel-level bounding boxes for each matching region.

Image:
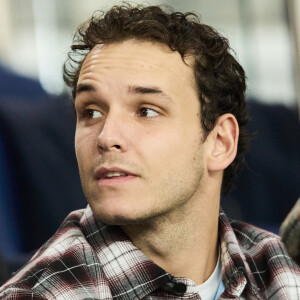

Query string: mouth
[94,167,138,185]
[102,171,128,179]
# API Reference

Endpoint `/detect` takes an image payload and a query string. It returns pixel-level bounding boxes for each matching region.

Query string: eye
[82,109,103,119]
[138,107,160,118]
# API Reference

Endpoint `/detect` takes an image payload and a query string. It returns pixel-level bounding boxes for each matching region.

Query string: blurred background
[1,0,300,104]
[0,0,299,283]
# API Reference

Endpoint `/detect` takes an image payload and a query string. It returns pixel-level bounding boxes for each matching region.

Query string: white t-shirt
[195,249,224,300]
[195,252,246,299]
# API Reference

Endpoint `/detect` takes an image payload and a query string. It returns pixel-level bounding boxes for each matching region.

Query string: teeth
[104,171,127,178]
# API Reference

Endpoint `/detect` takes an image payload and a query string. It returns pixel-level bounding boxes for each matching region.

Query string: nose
[97,112,128,153]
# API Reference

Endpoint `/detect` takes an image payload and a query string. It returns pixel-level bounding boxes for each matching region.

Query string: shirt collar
[219,209,261,299]
[80,206,260,299]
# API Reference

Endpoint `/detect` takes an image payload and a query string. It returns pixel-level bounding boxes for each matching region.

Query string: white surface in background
[32,0,64,95]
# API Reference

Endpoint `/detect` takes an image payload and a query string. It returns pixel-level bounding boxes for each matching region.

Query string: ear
[207,114,239,172]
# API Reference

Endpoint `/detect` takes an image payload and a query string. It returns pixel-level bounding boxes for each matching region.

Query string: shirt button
[163,281,187,295]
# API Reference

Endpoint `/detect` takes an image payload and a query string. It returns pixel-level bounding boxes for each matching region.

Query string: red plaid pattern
[0,206,299,299]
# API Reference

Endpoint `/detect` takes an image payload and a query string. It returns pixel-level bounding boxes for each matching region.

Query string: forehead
[78,39,195,88]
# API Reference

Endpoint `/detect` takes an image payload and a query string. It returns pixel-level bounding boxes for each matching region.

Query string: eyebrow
[75,84,96,96]
[75,83,174,103]
[128,85,174,103]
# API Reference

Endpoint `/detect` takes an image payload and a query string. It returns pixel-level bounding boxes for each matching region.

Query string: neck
[121,191,220,285]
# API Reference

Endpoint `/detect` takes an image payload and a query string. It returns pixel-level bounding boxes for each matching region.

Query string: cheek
[137,129,184,165]
[140,122,202,168]
[75,130,98,168]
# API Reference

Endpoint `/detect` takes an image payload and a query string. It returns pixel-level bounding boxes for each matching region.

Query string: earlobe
[207,114,239,172]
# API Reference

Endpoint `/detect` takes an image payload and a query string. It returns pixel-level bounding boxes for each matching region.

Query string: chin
[91,204,160,226]
[97,213,138,225]
[89,203,140,225]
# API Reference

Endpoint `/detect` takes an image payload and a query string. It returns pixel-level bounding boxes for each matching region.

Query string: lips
[94,167,137,180]
[103,171,128,178]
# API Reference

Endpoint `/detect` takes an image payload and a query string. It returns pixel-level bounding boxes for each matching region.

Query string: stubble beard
[79,146,205,227]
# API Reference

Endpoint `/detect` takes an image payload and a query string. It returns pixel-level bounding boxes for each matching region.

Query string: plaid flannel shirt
[0,206,299,299]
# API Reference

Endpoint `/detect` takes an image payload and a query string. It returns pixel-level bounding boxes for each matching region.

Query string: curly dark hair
[63,4,252,195]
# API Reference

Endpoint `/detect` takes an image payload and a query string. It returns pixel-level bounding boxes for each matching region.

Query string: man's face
[75,40,207,225]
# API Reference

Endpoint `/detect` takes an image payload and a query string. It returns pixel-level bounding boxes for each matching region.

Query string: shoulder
[230,219,281,252]
[231,220,300,299]
[0,209,108,299]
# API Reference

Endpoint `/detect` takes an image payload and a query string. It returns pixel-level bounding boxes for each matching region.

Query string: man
[1,4,299,299]
[280,198,300,266]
